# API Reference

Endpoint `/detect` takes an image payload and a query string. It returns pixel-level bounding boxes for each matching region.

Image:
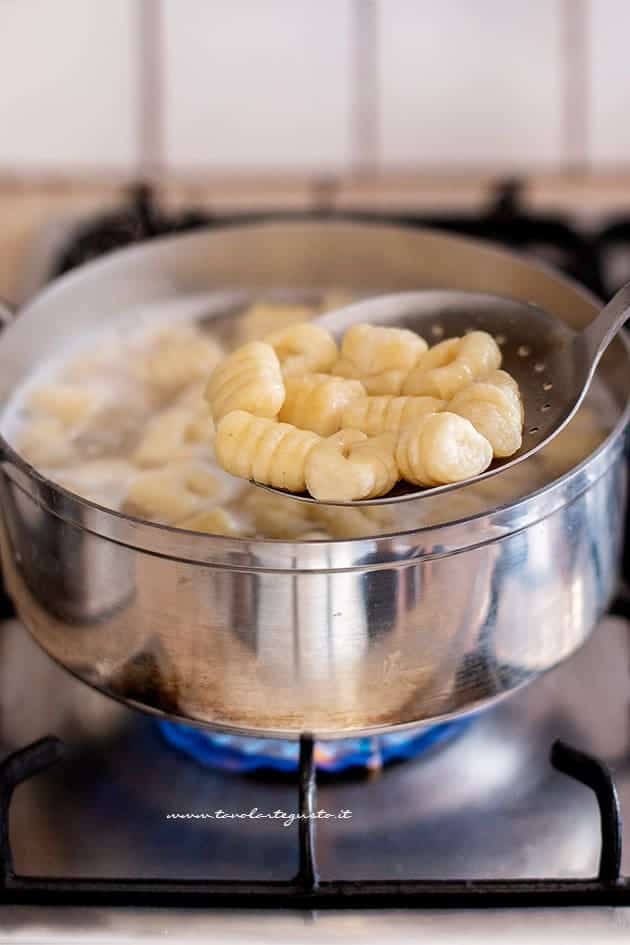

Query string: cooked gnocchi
[403,331,502,399]
[134,323,225,398]
[123,461,221,524]
[215,410,321,493]
[264,323,338,376]
[206,341,285,422]
[12,296,596,533]
[396,412,493,486]
[209,322,522,500]
[332,324,428,395]
[305,429,399,502]
[449,374,523,457]
[280,373,366,436]
[342,394,445,436]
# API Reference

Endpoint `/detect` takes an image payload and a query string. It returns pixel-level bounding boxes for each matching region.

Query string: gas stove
[3,182,630,941]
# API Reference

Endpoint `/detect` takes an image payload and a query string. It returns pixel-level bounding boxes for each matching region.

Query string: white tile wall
[0,0,139,170]
[0,0,628,174]
[377,0,565,168]
[162,0,354,171]
[587,0,630,166]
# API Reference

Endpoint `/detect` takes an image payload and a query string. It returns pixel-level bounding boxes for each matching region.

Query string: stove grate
[0,733,628,909]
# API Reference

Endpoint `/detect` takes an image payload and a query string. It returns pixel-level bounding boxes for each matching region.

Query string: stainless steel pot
[0,221,628,738]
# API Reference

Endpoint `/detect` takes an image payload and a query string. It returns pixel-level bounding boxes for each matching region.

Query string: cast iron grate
[0,734,628,909]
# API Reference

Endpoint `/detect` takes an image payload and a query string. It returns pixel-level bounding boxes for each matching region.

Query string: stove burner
[157,718,470,774]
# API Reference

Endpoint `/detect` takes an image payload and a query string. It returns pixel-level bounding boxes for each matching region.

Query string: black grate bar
[0,736,64,887]
[2,876,630,909]
[295,733,319,891]
[550,739,623,883]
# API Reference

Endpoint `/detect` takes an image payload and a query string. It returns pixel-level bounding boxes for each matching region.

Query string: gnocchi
[342,394,445,436]
[332,324,428,395]
[122,461,221,524]
[237,301,316,344]
[215,410,321,493]
[176,506,244,536]
[132,406,211,468]
[135,323,224,398]
[28,383,105,427]
[206,341,285,422]
[279,373,366,436]
[243,488,316,539]
[305,429,399,502]
[396,412,493,486]
[17,416,79,468]
[448,373,523,457]
[265,323,338,376]
[403,331,501,399]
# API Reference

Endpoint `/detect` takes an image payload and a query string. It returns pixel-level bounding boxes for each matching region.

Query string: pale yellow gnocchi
[136,323,224,398]
[17,416,79,468]
[403,331,501,399]
[176,506,244,536]
[305,429,399,502]
[215,410,321,493]
[243,488,316,539]
[236,301,316,344]
[264,323,338,376]
[448,372,523,457]
[206,341,285,422]
[132,407,208,468]
[28,383,105,427]
[279,373,366,436]
[332,324,428,395]
[342,394,445,436]
[396,412,493,487]
[122,461,221,524]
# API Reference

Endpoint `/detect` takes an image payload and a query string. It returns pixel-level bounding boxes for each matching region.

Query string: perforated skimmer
[261,285,630,505]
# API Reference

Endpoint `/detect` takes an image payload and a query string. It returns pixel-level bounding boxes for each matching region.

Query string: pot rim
[1,220,629,572]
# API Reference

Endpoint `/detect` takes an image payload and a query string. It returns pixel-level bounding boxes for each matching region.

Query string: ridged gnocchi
[396,412,493,486]
[176,506,244,536]
[448,371,523,457]
[237,301,316,344]
[136,324,224,397]
[28,383,105,427]
[209,321,522,499]
[215,410,321,493]
[206,341,285,422]
[332,324,428,394]
[305,429,399,502]
[17,416,79,468]
[243,488,316,539]
[122,461,221,524]
[342,394,445,436]
[280,373,366,436]
[403,331,501,399]
[265,323,338,376]
[132,406,212,468]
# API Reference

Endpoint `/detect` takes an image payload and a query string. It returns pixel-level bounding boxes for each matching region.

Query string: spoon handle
[582,281,630,366]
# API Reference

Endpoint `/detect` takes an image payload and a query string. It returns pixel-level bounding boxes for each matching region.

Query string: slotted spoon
[260,285,630,505]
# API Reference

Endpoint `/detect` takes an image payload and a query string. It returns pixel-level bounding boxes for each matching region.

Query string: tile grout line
[350,0,380,175]
[137,0,166,179]
[561,0,590,172]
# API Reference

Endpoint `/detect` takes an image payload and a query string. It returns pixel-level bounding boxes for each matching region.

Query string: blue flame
[158,718,471,774]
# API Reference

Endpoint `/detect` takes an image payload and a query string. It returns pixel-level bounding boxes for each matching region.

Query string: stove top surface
[1,610,630,939]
